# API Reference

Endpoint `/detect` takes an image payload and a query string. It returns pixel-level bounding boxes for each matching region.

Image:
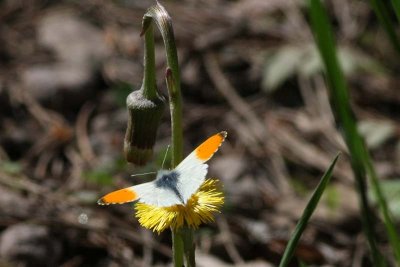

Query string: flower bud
[124,88,165,165]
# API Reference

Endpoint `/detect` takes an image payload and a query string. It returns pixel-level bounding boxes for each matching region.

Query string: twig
[217,217,244,264]
[76,102,96,165]
[63,147,85,191]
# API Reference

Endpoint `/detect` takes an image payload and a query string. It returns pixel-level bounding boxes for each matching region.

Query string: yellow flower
[134,179,224,234]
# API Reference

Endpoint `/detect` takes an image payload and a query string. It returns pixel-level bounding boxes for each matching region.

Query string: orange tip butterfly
[97,131,227,207]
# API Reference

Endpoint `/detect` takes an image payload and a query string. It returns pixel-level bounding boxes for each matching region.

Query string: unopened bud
[124,89,165,165]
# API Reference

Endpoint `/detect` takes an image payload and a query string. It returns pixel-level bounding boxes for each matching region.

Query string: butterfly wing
[176,131,227,203]
[97,182,148,205]
[178,131,227,168]
[136,180,183,207]
[97,180,183,207]
[98,131,227,207]
[176,163,208,202]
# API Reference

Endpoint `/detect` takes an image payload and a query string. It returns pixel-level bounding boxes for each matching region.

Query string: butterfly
[97,131,227,207]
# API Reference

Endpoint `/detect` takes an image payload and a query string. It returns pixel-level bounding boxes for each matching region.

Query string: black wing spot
[155,171,184,203]
[155,171,179,188]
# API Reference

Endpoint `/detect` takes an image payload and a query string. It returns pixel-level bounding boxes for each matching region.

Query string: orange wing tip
[97,188,138,205]
[195,131,227,161]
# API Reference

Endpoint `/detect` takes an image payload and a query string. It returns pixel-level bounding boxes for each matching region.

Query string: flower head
[134,179,224,234]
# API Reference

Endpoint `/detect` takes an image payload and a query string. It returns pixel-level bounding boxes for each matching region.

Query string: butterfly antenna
[161,145,170,169]
[131,171,157,177]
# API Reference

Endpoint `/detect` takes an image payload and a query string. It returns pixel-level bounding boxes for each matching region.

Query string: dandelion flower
[135,179,224,234]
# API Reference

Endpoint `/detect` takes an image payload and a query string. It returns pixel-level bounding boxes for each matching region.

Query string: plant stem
[392,0,400,23]
[165,67,183,166]
[143,3,191,266]
[172,228,184,267]
[183,226,196,267]
[308,0,386,265]
[369,0,400,55]
[166,68,186,267]
[145,3,183,166]
[142,23,157,100]
[279,154,340,267]
[363,150,400,263]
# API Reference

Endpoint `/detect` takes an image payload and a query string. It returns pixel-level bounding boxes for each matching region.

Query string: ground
[0,0,399,266]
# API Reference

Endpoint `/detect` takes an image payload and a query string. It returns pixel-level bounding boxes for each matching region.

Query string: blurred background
[0,0,400,266]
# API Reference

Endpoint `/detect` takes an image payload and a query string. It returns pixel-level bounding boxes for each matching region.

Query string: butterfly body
[98,131,226,207]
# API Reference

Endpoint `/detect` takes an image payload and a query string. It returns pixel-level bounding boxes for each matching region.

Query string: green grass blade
[391,0,400,25]
[308,0,388,266]
[364,152,400,262]
[369,0,400,55]
[278,154,340,267]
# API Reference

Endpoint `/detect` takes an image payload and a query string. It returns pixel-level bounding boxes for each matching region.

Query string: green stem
[363,150,400,263]
[142,23,157,100]
[279,154,340,267]
[183,226,196,267]
[392,0,400,23]
[165,68,183,167]
[369,0,400,55]
[142,3,190,266]
[172,227,195,267]
[166,68,185,267]
[144,3,183,166]
[309,0,386,265]
[172,228,184,267]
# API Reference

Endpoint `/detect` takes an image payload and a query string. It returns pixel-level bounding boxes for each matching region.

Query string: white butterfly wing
[134,181,183,207]
[176,160,208,203]
[174,131,227,203]
[98,131,227,208]
[177,131,227,169]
